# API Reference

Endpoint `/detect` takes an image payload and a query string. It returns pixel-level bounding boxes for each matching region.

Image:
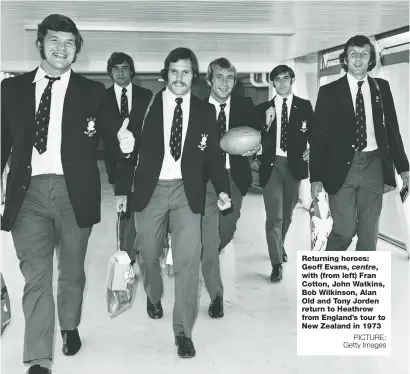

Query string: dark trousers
[326,150,384,251]
[262,156,300,266]
[118,193,137,262]
[134,180,201,339]
[201,176,243,301]
[10,175,92,363]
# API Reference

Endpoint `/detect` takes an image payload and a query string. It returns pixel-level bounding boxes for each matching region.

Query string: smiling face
[166,59,193,97]
[208,66,235,103]
[39,30,76,76]
[345,44,371,80]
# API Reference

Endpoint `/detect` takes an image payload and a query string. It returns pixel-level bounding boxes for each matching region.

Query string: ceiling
[1,0,409,73]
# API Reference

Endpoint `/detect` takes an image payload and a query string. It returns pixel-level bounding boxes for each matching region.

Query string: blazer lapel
[339,74,356,127]
[21,69,37,141]
[61,72,86,139]
[131,84,138,112]
[182,94,198,156]
[130,84,147,125]
[288,95,299,126]
[108,85,120,116]
[368,77,383,130]
[145,90,165,154]
[228,96,239,130]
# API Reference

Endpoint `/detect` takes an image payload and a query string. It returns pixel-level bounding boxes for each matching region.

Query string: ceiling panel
[1,0,408,73]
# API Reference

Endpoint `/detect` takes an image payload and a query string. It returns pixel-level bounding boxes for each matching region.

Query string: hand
[311,181,323,200]
[117,118,135,154]
[217,192,231,211]
[400,171,409,188]
[113,195,127,213]
[303,148,310,162]
[265,107,275,131]
[241,143,262,157]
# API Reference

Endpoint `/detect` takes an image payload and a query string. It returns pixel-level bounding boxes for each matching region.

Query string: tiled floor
[1,163,409,374]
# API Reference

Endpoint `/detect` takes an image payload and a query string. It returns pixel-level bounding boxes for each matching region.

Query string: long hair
[269,65,295,82]
[160,47,199,81]
[339,35,377,72]
[36,14,83,63]
[107,52,136,78]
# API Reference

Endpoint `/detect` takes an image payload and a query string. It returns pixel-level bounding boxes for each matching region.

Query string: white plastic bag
[106,214,137,317]
[106,251,136,317]
[309,192,333,251]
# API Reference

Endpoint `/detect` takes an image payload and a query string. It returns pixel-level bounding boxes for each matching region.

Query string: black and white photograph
[1,1,409,373]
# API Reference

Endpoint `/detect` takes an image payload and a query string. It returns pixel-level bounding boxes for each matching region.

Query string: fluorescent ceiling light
[24,24,294,36]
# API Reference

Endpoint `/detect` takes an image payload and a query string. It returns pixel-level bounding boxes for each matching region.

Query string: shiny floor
[1,163,409,374]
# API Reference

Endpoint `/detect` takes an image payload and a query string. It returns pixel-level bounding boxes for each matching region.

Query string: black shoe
[282,253,288,263]
[61,328,82,356]
[147,297,163,319]
[27,365,51,374]
[208,296,224,318]
[270,264,283,282]
[174,332,196,358]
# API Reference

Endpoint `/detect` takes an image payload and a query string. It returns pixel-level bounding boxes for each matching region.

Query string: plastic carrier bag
[106,213,137,317]
[1,273,11,336]
[309,192,333,251]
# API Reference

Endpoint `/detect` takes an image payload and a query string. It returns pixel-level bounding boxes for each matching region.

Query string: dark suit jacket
[1,69,120,231]
[99,83,153,184]
[256,95,313,186]
[204,95,260,196]
[309,74,409,195]
[115,89,230,214]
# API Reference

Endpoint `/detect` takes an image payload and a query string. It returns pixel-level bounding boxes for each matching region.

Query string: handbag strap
[116,211,122,252]
[141,91,159,133]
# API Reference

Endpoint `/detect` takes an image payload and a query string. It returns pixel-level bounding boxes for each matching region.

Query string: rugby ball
[220,126,261,155]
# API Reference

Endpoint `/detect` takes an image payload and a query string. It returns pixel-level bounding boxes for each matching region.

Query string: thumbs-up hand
[117,118,135,154]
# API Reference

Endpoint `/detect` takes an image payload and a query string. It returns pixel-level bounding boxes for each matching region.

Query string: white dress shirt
[159,88,191,180]
[114,82,132,115]
[346,73,377,151]
[31,66,71,176]
[209,95,231,169]
[274,93,293,157]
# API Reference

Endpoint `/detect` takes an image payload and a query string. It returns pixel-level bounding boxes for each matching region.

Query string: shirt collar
[209,94,231,108]
[275,92,293,103]
[347,72,368,87]
[164,87,191,104]
[32,65,71,84]
[114,82,132,94]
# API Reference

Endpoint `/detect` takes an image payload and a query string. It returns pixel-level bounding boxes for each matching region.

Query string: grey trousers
[134,180,202,339]
[262,156,300,266]
[10,175,92,363]
[200,176,243,300]
[326,150,384,251]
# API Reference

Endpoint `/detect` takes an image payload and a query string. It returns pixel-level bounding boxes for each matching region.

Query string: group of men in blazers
[1,11,409,374]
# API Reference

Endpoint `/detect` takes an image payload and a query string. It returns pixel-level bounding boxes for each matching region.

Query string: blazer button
[26,165,31,169]
[270,163,274,166]
[352,145,355,148]
[22,185,26,190]
[347,162,351,165]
